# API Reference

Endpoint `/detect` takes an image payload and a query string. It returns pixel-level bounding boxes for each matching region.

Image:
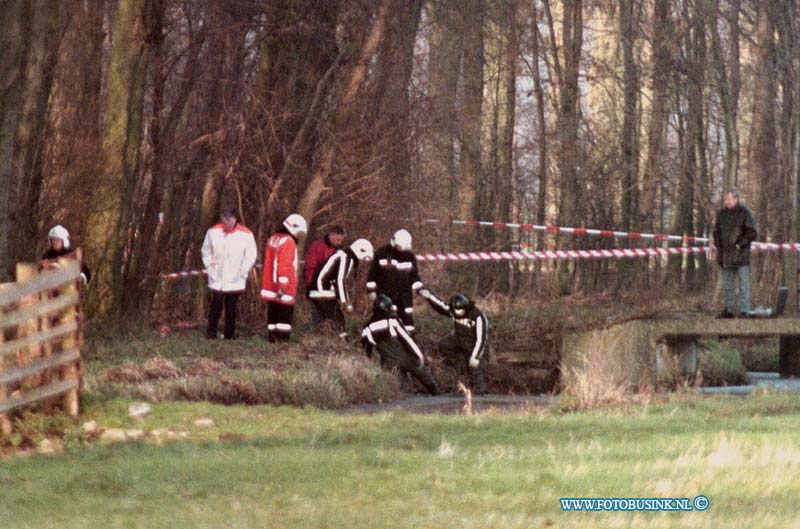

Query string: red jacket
[304,237,337,287]
[261,232,299,305]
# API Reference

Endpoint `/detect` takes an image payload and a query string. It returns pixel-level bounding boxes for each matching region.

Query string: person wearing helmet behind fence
[361,294,441,395]
[261,213,307,342]
[41,225,91,284]
[366,229,425,334]
[201,208,258,340]
[308,238,373,337]
[419,289,490,394]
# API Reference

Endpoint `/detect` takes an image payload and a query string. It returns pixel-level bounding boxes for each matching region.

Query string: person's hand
[277,288,285,297]
[469,358,479,368]
[368,292,377,300]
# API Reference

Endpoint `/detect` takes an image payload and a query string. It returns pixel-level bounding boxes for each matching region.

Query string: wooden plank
[0,348,80,386]
[0,260,80,308]
[0,379,79,415]
[0,291,78,330]
[0,319,77,358]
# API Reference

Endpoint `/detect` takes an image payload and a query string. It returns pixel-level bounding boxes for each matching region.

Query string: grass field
[3,390,800,528]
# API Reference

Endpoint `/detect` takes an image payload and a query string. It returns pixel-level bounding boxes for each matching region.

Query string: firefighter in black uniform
[308,239,373,335]
[420,290,489,394]
[366,229,424,333]
[361,295,441,395]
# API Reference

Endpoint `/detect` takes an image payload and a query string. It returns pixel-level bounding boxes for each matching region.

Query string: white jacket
[201,223,257,292]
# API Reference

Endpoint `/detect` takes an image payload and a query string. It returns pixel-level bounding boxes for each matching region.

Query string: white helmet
[283,213,307,237]
[350,239,374,261]
[48,225,71,249]
[390,229,412,251]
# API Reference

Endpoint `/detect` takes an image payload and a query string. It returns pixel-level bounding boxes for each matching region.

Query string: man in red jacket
[303,226,345,326]
[261,214,307,342]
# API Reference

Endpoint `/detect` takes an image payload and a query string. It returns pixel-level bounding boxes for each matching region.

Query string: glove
[80,273,88,285]
[419,288,431,299]
[469,358,480,369]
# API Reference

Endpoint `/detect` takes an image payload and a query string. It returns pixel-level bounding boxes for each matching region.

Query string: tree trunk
[83,0,152,319]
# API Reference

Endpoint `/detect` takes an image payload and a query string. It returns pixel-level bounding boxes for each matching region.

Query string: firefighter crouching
[361,295,441,395]
[420,290,489,394]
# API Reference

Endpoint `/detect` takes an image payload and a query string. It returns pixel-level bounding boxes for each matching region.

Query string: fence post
[60,273,80,417]
[0,322,10,435]
[15,263,41,384]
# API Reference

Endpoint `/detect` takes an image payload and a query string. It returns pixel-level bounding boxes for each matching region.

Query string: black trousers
[377,339,440,395]
[267,301,295,342]
[311,299,345,333]
[438,335,489,394]
[207,290,241,339]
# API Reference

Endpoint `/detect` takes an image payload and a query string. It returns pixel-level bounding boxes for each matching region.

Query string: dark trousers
[438,335,489,394]
[207,290,241,339]
[377,340,440,395]
[311,299,345,334]
[267,301,295,342]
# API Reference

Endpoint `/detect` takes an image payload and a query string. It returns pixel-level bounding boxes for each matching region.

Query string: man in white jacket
[201,208,257,339]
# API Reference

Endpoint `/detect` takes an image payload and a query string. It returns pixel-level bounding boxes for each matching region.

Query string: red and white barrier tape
[410,217,711,243]
[160,243,800,279]
[416,243,799,262]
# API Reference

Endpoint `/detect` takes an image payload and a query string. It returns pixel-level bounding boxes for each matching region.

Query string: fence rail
[0,254,84,434]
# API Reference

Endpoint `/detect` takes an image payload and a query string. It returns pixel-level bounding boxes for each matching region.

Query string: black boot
[718,309,735,319]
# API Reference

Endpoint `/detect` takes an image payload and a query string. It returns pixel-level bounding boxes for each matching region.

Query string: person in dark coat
[361,295,441,395]
[420,290,490,394]
[712,188,757,318]
[365,229,425,333]
[41,225,91,284]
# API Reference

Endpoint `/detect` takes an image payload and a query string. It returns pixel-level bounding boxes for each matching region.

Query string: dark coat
[713,203,757,269]
[366,245,423,312]
[41,247,91,283]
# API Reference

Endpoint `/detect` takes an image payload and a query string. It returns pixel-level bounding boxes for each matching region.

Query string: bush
[93,336,401,409]
[698,340,749,387]
[739,339,779,372]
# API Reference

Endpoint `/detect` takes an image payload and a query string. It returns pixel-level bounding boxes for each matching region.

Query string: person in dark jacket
[41,225,91,284]
[361,295,441,395]
[420,290,489,394]
[712,188,757,318]
[309,239,373,336]
[366,229,424,333]
[304,226,345,325]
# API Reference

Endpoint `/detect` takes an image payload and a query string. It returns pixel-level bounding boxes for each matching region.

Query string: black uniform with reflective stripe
[426,294,489,363]
[425,293,489,393]
[361,314,440,395]
[366,245,423,329]
[309,248,358,304]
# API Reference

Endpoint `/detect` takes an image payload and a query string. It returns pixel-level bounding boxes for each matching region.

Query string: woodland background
[1,0,798,326]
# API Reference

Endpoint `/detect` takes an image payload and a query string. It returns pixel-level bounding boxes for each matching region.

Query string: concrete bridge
[560,317,800,390]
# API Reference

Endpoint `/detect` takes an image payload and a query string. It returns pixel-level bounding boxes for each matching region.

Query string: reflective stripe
[309,290,336,299]
[404,325,415,332]
[393,320,423,367]
[394,261,413,271]
[267,324,276,330]
[261,289,277,299]
[280,295,294,303]
[469,314,487,364]
[411,281,423,291]
[404,307,414,314]
[378,259,389,267]
[275,323,292,331]
[366,281,377,290]
[367,320,390,332]
[278,276,289,284]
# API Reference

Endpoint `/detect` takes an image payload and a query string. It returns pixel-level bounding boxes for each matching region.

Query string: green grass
[3,391,800,528]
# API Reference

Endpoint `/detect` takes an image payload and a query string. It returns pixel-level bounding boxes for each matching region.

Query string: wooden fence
[0,254,84,434]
